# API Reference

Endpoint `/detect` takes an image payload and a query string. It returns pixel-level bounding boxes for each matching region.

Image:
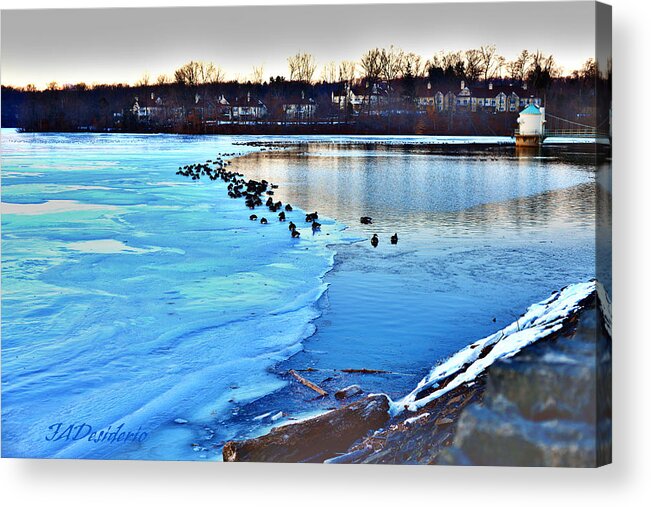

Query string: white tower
[515,104,546,147]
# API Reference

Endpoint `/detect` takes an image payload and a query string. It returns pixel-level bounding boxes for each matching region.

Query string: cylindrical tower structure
[515,104,545,147]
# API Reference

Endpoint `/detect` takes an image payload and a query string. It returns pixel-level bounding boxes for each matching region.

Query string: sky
[1,2,596,89]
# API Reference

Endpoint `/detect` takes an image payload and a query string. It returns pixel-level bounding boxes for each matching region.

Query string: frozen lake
[1,130,598,460]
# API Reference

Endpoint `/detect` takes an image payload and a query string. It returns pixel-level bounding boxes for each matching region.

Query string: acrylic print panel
[0,1,611,465]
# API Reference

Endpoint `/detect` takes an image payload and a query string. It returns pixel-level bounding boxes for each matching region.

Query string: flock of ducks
[176,155,398,247]
[361,217,398,247]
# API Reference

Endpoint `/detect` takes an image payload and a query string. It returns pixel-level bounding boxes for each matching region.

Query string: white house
[229,93,267,120]
[332,82,388,114]
[130,94,165,122]
[283,91,317,120]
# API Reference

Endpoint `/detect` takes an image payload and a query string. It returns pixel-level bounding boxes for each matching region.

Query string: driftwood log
[288,369,328,397]
[222,394,390,463]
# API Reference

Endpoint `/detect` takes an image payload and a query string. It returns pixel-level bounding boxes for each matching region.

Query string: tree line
[1,46,610,135]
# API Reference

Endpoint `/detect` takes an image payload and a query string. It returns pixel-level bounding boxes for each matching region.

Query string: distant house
[332,81,388,114]
[415,81,437,109]
[415,82,452,112]
[456,81,472,109]
[444,90,457,112]
[471,82,542,112]
[129,94,166,122]
[229,93,267,120]
[414,80,541,114]
[332,86,362,113]
[283,91,317,120]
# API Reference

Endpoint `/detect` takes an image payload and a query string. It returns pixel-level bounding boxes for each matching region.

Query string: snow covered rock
[335,385,363,400]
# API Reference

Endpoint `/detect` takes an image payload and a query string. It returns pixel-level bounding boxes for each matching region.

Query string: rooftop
[520,103,542,115]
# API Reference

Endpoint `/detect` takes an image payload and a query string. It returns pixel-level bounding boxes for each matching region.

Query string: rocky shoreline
[223,283,611,466]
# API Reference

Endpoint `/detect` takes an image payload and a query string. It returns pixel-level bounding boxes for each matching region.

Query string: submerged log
[288,369,328,397]
[222,394,391,463]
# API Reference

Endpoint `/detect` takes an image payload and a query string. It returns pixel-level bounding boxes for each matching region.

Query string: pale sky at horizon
[1,2,596,89]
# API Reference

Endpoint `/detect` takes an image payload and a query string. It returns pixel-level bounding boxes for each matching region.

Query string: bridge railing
[515,128,607,138]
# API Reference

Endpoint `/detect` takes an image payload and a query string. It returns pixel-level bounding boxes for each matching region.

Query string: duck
[249,214,258,221]
[390,233,398,245]
[291,229,301,238]
[288,221,296,231]
[260,217,268,224]
[311,221,321,231]
[278,211,286,221]
[371,234,379,248]
[360,216,373,225]
[285,204,293,212]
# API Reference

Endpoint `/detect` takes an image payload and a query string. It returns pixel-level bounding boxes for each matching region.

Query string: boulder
[335,385,363,400]
[223,394,390,463]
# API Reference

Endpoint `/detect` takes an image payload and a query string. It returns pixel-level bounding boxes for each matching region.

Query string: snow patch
[1,199,119,216]
[389,280,596,415]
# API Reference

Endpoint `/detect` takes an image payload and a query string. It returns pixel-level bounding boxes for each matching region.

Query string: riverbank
[223,281,611,466]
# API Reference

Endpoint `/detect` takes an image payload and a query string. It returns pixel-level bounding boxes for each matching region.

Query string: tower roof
[520,103,542,115]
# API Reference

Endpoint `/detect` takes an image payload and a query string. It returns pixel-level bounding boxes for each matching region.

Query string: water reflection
[235,144,601,398]
[236,145,596,240]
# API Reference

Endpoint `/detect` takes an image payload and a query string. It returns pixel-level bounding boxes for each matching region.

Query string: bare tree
[338,60,356,83]
[464,49,484,82]
[403,52,425,78]
[379,45,405,82]
[506,50,531,81]
[287,52,317,82]
[527,50,559,89]
[545,54,561,78]
[174,61,201,86]
[580,58,598,80]
[47,81,59,91]
[424,53,441,71]
[479,45,501,81]
[360,48,383,83]
[174,61,223,86]
[495,55,506,79]
[156,74,170,85]
[252,65,265,84]
[321,61,338,83]
[505,60,519,80]
[135,73,151,87]
[440,51,463,71]
[200,62,224,84]
[516,50,531,80]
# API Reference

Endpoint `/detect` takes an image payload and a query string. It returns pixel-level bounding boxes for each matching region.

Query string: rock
[326,294,609,466]
[439,304,612,467]
[338,381,485,465]
[324,447,374,464]
[222,394,390,463]
[335,385,363,400]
